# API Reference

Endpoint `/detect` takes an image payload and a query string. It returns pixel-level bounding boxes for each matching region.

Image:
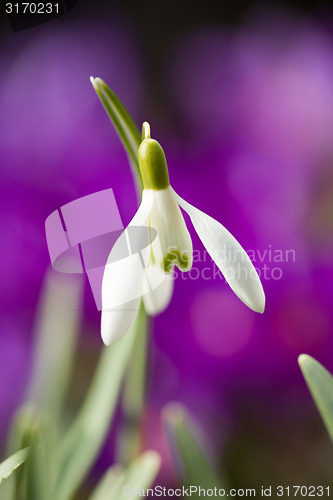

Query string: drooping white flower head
[101,123,265,345]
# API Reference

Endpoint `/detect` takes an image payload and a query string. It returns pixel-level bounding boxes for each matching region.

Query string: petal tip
[242,285,265,314]
[244,291,266,314]
[248,302,265,314]
[257,297,265,314]
[101,334,112,347]
[101,304,139,346]
[251,281,266,314]
[100,310,128,346]
[101,316,118,346]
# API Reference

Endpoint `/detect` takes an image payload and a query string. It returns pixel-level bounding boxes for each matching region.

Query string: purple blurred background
[1,0,333,494]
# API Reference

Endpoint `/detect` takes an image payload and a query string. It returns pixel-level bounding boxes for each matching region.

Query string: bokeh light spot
[272,286,331,351]
[190,289,255,358]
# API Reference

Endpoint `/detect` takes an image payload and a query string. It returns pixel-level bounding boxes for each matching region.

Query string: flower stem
[91,78,151,464]
[142,122,151,140]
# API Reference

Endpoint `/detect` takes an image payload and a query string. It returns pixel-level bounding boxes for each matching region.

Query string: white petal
[139,207,174,316]
[171,188,265,313]
[143,266,175,316]
[102,243,146,307]
[150,187,193,272]
[130,189,155,227]
[101,191,154,345]
[101,299,140,345]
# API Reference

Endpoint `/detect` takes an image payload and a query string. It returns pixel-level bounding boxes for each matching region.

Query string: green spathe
[138,123,170,190]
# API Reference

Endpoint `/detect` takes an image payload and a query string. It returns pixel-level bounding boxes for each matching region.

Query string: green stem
[117,309,150,464]
[91,77,151,464]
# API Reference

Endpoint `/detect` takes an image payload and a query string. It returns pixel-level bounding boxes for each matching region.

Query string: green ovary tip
[162,249,190,273]
[142,121,151,140]
[138,123,170,190]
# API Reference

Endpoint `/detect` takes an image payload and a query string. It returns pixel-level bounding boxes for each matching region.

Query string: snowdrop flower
[101,123,265,345]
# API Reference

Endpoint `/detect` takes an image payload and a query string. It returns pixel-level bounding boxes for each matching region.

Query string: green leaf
[0,448,28,485]
[299,354,333,441]
[163,403,223,491]
[4,274,82,499]
[89,465,125,500]
[89,451,160,500]
[117,310,149,464]
[24,414,56,500]
[123,450,160,494]
[90,77,143,193]
[6,406,58,500]
[56,304,146,500]
[6,405,42,499]
[25,271,83,422]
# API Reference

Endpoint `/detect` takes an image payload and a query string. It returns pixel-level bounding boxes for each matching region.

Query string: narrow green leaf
[5,274,81,499]
[117,310,149,464]
[299,354,333,441]
[89,465,125,500]
[56,304,146,500]
[0,448,28,485]
[89,451,160,500]
[25,271,83,421]
[0,473,14,500]
[6,405,58,500]
[6,405,41,499]
[90,77,143,193]
[122,450,161,495]
[24,415,56,500]
[163,403,223,491]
